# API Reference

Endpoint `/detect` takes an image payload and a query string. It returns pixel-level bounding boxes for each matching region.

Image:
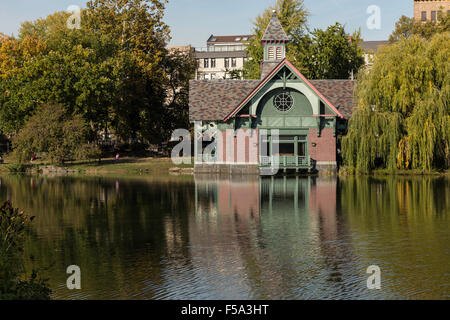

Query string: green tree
[294,23,364,79]
[243,1,364,80]
[343,33,450,172]
[0,0,195,147]
[389,14,450,43]
[12,104,101,164]
[0,201,51,300]
[162,48,197,135]
[243,0,308,79]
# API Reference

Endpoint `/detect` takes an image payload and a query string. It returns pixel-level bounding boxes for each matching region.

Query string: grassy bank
[0,157,194,176]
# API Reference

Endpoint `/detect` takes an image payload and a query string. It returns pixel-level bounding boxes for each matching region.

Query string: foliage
[243,0,364,80]
[161,48,197,139]
[0,0,196,148]
[389,14,450,43]
[11,104,101,164]
[343,33,450,172]
[243,0,308,79]
[292,23,365,79]
[0,201,51,300]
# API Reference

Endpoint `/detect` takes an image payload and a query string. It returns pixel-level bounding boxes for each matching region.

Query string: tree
[0,0,195,147]
[243,0,364,80]
[162,48,197,135]
[12,104,101,164]
[294,23,364,79]
[0,201,51,300]
[342,33,450,171]
[389,14,450,43]
[243,0,308,79]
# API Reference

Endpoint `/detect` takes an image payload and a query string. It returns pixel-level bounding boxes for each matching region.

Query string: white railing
[260,156,311,168]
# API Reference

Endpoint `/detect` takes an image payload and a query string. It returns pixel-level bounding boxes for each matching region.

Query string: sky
[0,0,413,46]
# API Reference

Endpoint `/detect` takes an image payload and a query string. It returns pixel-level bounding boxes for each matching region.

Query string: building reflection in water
[192,175,361,299]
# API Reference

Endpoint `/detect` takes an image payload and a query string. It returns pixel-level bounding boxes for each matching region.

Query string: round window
[274,92,293,112]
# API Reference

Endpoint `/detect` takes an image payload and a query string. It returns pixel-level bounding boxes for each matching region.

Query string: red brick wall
[308,128,336,162]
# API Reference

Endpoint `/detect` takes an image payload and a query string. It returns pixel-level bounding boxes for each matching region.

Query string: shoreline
[0,158,448,177]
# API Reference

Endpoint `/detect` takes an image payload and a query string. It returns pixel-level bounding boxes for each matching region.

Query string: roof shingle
[189,80,260,121]
[261,12,289,42]
[310,80,356,119]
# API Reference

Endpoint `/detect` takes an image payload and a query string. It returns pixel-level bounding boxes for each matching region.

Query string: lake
[0,174,448,300]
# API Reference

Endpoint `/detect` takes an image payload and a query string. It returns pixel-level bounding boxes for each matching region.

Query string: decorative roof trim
[223,59,344,121]
[284,60,344,118]
[224,59,287,121]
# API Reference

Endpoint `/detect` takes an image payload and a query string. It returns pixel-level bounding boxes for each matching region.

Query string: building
[167,45,194,54]
[360,41,389,66]
[194,34,254,80]
[414,0,450,22]
[189,12,355,175]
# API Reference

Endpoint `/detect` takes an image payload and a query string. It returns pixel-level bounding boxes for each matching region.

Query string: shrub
[11,104,101,164]
[0,201,51,300]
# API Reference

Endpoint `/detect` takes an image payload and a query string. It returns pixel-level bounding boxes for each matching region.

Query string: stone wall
[195,164,260,175]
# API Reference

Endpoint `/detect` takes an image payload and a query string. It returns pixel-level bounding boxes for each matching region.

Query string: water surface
[0,175,448,300]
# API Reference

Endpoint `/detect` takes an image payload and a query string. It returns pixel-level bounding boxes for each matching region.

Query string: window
[438,11,443,20]
[268,46,275,60]
[431,11,436,21]
[211,58,216,68]
[276,47,283,60]
[421,11,427,21]
[235,37,241,41]
[298,142,306,157]
[278,144,295,156]
[204,58,209,68]
[211,73,216,79]
[242,37,248,41]
[224,58,230,68]
[274,92,294,112]
[231,58,237,67]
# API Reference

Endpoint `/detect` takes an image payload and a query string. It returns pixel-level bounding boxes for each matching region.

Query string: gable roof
[261,12,289,43]
[189,80,260,121]
[224,59,345,121]
[189,62,357,122]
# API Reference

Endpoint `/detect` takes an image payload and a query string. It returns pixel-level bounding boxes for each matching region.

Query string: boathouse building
[189,12,355,175]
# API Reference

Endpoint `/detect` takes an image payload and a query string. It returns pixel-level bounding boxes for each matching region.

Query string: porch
[259,155,313,170]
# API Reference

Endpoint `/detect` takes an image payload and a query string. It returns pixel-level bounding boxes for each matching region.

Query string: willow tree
[343,32,450,172]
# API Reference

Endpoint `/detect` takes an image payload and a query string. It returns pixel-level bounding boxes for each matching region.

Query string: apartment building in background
[414,0,450,22]
[194,35,254,80]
